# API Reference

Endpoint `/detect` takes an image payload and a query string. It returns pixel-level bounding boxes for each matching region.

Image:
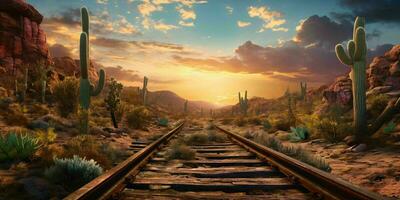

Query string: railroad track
[65,121,385,200]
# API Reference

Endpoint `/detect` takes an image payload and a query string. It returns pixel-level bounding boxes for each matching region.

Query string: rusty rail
[64,121,185,200]
[215,125,386,200]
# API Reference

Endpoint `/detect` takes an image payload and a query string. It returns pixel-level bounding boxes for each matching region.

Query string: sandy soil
[224,124,400,199]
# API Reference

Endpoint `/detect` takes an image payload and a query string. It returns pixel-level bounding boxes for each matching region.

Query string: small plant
[35,128,57,145]
[157,118,169,127]
[165,141,195,160]
[383,121,396,134]
[45,155,103,191]
[52,77,79,117]
[289,126,309,142]
[126,106,150,129]
[316,118,352,143]
[367,94,390,119]
[262,119,272,130]
[104,78,123,128]
[0,131,41,162]
[185,132,209,145]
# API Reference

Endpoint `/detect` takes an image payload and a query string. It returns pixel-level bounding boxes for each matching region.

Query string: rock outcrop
[52,57,99,82]
[0,0,49,75]
[323,45,400,106]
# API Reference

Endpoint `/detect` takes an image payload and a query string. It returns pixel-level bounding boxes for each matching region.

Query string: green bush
[52,77,79,117]
[157,118,169,127]
[383,121,396,134]
[165,142,195,160]
[126,106,150,129]
[0,131,41,162]
[289,126,309,142]
[45,155,103,191]
[367,94,390,119]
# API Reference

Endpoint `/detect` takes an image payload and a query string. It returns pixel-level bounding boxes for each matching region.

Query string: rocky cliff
[323,45,400,106]
[0,0,49,76]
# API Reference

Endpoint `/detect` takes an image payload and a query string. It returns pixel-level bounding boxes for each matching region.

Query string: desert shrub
[289,126,309,142]
[316,118,352,143]
[36,144,64,166]
[367,94,390,119]
[253,132,330,172]
[207,130,226,142]
[165,141,195,160]
[221,118,233,125]
[157,118,169,127]
[115,102,127,124]
[0,131,41,162]
[185,132,209,145]
[35,128,57,145]
[126,106,150,129]
[62,135,122,169]
[205,122,214,130]
[45,155,103,191]
[247,117,262,125]
[52,77,79,117]
[2,108,28,126]
[234,117,247,127]
[272,117,291,131]
[262,119,272,130]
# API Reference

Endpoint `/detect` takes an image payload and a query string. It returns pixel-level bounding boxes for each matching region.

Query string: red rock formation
[0,0,49,77]
[323,45,400,106]
[52,57,99,82]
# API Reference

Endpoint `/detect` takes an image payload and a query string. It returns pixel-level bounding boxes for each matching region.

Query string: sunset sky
[27,0,400,105]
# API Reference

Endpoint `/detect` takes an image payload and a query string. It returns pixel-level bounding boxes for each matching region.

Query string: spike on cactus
[335,17,367,139]
[142,76,148,106]
[79,7,106,134]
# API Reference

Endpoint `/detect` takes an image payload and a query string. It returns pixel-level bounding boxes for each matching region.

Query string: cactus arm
[353,17,365,38]
[335,44,353,66]
[354,27,366,60]
[90,69,105,96]
[347,40,355,60]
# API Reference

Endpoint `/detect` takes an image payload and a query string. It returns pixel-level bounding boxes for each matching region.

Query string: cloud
[49,43,73,58]
[103,66,142,81]
[97,0,108,4]
[334,0,400,24]
[237,21,251,28]
[248,6,287,32]
[226,5,233,14]
[179,20,194,27]
[294,15,352,48]
[172,15,395,83]
[137,0,206,31]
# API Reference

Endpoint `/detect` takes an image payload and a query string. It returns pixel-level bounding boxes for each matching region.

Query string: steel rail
[215,125,386,200]
[64,121,185,200]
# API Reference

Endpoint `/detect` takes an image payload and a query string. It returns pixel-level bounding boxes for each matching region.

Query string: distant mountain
[121,87,219,114]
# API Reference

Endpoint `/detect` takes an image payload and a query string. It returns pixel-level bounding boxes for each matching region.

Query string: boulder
[322,75,353,106]
[366,86,392,97]
[28,119,49,130]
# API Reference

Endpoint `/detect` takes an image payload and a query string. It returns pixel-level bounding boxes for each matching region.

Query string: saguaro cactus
[184,100,188,114]
[300,82,307,102]
[335,17,367,139]
[238,91,248,115]
[142,76,148,106]
[79,7,106,134]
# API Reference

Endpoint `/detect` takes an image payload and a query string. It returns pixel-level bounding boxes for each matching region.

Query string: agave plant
[0,132,41,162]
[289,126,309,142]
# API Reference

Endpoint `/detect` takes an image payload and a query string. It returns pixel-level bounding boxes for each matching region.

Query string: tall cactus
[142,76,148,106]
[79,7,106,134]
[300,82,307,102]
[184,100,188,114]
[238,91,248,115]
[335,17,367,139]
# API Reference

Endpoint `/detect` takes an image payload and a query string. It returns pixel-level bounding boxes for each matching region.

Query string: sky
[27,0,400,105]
